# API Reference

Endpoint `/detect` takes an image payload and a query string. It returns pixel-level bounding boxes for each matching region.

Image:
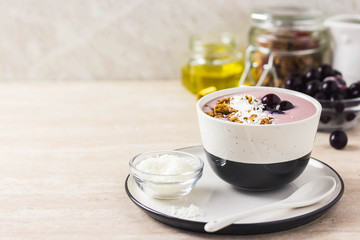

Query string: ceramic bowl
[196,86,322,190]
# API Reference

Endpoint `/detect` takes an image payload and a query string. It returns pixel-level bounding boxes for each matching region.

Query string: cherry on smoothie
[261,93,281,109]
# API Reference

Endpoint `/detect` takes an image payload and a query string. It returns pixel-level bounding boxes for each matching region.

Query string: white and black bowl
[196,87,322,190]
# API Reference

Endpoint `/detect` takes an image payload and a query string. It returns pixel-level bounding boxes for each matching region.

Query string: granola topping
[205,95,274,125]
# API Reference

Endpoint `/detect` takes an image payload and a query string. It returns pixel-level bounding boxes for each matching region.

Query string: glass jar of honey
[182,33,244,94]
[240,7,329,87]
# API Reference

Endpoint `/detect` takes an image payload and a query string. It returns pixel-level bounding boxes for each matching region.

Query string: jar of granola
[239,7,329,87]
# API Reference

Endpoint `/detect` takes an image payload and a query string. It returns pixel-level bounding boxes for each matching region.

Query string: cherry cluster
[261,93,294,114]
[283,64,358,150]
[285,64,360,101]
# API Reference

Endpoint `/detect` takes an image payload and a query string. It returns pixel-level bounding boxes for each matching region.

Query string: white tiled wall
[1,0,359,81]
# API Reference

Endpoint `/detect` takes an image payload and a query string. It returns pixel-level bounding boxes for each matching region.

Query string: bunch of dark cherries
[284,64,360,150]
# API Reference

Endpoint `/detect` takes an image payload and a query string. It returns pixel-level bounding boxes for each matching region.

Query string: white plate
[125,146,344,234]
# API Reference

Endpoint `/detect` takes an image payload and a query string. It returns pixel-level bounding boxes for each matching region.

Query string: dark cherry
[318,64,334,80]
[261,94,281,109]
[305,80,322,96]
[333,70,342,77]
[346,112,356,121]
[330,130,348,150]
[305,68,321,81]
[275,100,294,112]
[323,76,346,90]
[284,74,304,92]
[334,101,345,113]
[349,82,360,98]
[351,89,360,98]
[320,115,331,124]
[321,80,339,97]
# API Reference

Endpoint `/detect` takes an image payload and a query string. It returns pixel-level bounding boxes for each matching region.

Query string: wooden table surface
[1,81,359,240]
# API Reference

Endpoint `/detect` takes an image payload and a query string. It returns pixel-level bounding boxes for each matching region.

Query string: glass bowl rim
[129,150,204,178]
[130,172,203,185]
[319,96,360,108]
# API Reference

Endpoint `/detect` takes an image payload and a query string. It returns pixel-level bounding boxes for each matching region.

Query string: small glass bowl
[129,150,204,200]
[318,97,360,132]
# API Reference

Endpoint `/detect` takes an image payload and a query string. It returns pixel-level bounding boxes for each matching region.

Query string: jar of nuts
[239,7,329,87]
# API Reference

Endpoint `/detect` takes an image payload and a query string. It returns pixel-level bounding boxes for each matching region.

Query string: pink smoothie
[202,90,317,124]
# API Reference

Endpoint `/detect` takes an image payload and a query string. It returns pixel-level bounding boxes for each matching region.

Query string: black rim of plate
[125,146,344,235]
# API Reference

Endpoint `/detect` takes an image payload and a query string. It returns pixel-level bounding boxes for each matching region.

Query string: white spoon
[204,176,336,233]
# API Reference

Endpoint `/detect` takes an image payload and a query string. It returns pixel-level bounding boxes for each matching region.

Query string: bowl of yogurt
[196,86,322,190]
[129,150,204,199]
